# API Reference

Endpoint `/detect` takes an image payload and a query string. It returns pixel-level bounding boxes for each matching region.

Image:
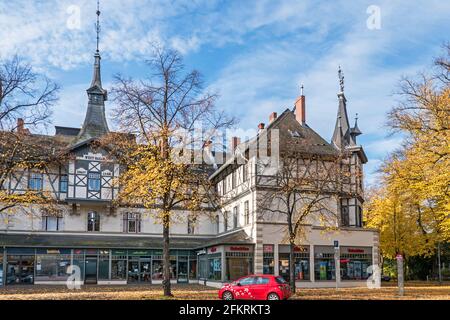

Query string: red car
[218,275,291,300]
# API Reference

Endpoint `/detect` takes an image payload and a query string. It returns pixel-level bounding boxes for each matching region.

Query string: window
[59,175,68,193]
[215,215,220,234]
[341,201,350,227]
[255,276,269,284]
[88,172,101,191]
[233,206,238,229]
[232,170,236,189]
[187,215,196,234]
[222,178,227,195]
[87,211,100,232]
[242,163,248,182]
[42,215,63,231]
[340,247,372,280]
[29,173,43,191]
[208,254,222,280]
[123,212,141,233]
[238,276,255,285]
[356,206,363,227]
[224,211,229,231]
[244,201,250,225]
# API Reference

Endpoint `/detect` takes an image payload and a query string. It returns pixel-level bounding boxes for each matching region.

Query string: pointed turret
[331,66,351,148]
[76,0,109,143]
[349,113,362,146]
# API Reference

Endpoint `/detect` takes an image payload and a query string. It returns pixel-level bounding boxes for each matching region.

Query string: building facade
[0,44,379,288]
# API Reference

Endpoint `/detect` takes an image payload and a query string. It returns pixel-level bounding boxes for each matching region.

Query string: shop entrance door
[140,261,151,283]
[177,258,188,283]
[128,260,139,283]
[6,255,35,285]
[84,257,98,284]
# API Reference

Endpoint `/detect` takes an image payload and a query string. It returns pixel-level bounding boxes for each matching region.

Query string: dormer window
[88,172,101,191]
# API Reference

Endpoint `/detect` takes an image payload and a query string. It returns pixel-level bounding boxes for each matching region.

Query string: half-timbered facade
[0,46,378,288]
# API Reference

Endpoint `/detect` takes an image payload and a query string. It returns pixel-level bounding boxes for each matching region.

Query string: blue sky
[1,0,449,186]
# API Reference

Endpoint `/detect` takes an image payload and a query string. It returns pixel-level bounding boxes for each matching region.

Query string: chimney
[258,123,265,131]
[16,118,30,134]
[269,112,277,123]
[230,136,241,151]
[295,85,306,125]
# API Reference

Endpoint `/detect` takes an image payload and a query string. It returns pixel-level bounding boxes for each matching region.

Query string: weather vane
[338,65,344,93]
[95,0,101,52]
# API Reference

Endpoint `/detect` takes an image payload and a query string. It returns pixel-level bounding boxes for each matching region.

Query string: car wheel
[222,291,234,300]
[267,293,280,300]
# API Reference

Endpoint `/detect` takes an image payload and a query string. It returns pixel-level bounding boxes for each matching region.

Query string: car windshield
[275,276,287,284]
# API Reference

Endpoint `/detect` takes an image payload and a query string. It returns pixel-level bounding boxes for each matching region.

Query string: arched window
[87,211,100,232]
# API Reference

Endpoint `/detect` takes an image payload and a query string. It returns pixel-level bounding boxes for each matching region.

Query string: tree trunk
[162,213,173,297]
[289,242,296,294]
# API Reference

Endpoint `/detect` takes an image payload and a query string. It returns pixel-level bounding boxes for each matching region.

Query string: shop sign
[293,246,309,253]
[197,249,206,255]
[47,249,60,254]
[348,248,364,253]
[228,246,251,252]
[210,247,217,253]
[74,249,84,255]
[263,245,274,253]
[128,250,151,256]
[112,250,127,255]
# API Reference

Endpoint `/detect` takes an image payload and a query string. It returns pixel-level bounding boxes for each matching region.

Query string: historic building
[0,11,378,289]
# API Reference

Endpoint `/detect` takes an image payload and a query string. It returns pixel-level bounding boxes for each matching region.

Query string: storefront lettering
[229,246,250,251]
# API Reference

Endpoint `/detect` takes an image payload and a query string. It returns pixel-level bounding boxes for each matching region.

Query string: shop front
[314,246,336,281]
[6,248,35,285]
[263,245,274,274]
[35,249,71,283]
[278,245,310,282]
[0,249,3,286]
[224,245,253,281]
[340,246,373,281]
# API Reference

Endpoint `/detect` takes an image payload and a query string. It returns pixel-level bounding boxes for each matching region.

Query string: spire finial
[300,83,304,96]
[95,0,101,53]
[338,65,344,93]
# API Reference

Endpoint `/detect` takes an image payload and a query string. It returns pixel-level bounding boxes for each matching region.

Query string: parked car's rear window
[275,276,287,284]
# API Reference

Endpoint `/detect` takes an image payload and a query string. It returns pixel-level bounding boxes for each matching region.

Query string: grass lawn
[0,282,448,300]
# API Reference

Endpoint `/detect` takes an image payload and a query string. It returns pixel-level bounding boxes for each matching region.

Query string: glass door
[178,257,188,283]
[84,257,98,284]
[139,260,151,283]
[128,260,139,283]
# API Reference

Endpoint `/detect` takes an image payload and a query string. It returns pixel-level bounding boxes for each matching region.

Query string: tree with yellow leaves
[366,43,450,277]
[104,46,235,296]
[0,55,61,218]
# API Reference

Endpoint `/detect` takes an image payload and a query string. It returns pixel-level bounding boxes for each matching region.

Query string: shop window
[263,245,274,275]
[314,246,336,281]
[340,247,372,280]
[233,206,239,229]
[35,253,71,281]
[98,250,110,280]
[88,172,101,191]
[198,255,208,279]
[111,253,127,280]
[208,254,222,281]
[151,257,177,280]
[87,211,100,232]
[123,212,141,233]
[278,245,310,281]
[59,174,68,193]
[29,172,43,191]
[226,252,253,281]
[42,215,63,231]
[189,259,197,279]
